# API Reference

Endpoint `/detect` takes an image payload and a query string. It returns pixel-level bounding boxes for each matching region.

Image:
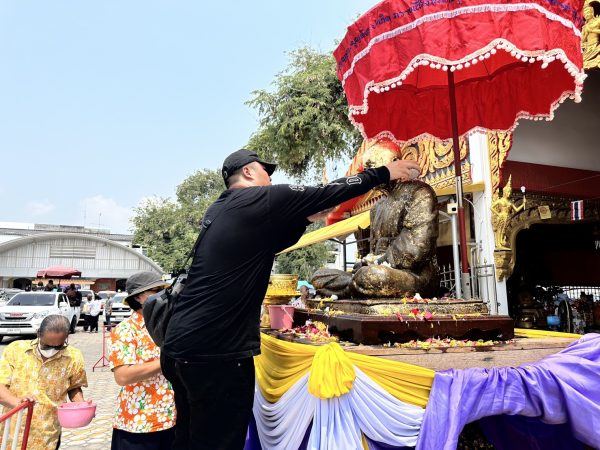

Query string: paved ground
[0,326,119,449]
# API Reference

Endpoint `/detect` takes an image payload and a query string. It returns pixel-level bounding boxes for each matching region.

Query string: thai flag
[571,200,584,221]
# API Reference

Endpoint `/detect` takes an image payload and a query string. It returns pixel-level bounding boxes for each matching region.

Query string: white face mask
[38,344,59,358]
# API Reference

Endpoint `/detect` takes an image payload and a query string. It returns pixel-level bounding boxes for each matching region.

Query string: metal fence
[536,285,600,302]
[0,400,34,450]
[439,264,458,297]
[439,262,498,310]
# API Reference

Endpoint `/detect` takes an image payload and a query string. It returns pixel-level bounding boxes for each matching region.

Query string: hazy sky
[0,1,375,233]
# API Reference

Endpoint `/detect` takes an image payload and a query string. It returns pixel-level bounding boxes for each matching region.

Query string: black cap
[222,149,277,183]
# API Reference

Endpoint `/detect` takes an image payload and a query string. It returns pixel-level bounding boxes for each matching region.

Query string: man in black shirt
[161,149,420,450]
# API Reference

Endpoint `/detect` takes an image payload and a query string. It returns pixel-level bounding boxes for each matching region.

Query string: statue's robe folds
[312,180,439,298]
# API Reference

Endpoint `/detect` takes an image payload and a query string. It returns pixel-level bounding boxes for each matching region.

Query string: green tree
[246,47,361,181]
[274,222,334,280]
[131,169,223,274]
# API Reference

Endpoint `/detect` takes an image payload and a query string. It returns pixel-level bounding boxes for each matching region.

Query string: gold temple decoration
[487,131,512,194]
[583,0,600,70]
[538,205,552,220]
[410,138,472,190]
[491,175,527,250]
[493,195,600,281]
[345,136,472,215]
[354,136,471,190]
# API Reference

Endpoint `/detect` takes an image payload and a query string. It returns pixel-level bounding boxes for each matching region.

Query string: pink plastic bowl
[57,402,96,428]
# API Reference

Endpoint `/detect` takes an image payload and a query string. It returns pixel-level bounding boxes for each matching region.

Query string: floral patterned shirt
[108,310,176,433]
[0,339,88,450]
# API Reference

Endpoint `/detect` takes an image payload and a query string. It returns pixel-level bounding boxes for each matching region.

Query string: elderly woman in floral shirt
[108,272,175,450]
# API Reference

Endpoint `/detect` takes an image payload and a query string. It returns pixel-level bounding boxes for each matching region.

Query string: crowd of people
[0,150,418,449]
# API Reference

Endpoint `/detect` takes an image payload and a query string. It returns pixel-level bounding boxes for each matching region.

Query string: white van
[0,292,80,342]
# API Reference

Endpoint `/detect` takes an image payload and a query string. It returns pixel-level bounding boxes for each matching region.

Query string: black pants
[82,314,90,331]
[88,314,99,332]
[160,353,255,450]
[111,427,175,450]
[104,314,112,330]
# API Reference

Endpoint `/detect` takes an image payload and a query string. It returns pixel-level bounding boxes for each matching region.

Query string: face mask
[38,344,59,358]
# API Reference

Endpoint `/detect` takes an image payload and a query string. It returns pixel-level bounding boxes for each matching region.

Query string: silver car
[0,292,80,342]
[109,293,132,323]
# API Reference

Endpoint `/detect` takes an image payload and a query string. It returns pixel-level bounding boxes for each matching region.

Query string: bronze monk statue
[312,143,439,298]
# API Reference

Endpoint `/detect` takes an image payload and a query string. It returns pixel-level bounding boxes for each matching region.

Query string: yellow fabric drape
[308,342,356,399]
[278,211,371,254]
[514,328,582,339]
[255,334,434,408]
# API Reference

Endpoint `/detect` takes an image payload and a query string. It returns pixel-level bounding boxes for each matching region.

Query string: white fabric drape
[253,368,424,450]
[253,374,316,450]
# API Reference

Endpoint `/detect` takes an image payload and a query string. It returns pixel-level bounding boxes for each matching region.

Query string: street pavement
[0,326,120,449]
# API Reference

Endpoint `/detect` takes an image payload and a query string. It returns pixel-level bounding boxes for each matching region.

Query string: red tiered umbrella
[334,0,586,296]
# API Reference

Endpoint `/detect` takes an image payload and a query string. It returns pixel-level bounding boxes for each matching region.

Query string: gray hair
[39,315,70,336]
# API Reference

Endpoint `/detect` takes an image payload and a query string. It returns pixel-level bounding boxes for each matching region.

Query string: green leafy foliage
[246,47,361,181]
[275,222,334,280]
[131,169,223,274]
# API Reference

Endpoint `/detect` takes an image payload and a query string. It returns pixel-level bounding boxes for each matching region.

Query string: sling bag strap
[143,193,235,347]
[173,192,234,284]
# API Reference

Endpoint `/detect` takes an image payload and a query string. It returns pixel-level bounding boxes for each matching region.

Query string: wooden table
[266,331,578,371]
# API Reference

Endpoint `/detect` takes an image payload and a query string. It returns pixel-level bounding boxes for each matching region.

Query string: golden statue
[583,0,600,69]
[491,175,526,250]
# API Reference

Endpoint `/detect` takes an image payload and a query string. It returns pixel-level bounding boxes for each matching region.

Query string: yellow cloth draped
[514,328,582,339]
[255,333,434,408]
[308,342,356,399]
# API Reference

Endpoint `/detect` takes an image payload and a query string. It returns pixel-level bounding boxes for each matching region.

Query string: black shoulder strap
[177,193,232,273]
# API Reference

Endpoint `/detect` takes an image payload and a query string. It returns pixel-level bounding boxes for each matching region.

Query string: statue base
[296,298,514,344]
[305,298,489,315]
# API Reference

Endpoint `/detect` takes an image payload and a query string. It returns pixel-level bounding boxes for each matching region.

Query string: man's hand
[385,159,421,182]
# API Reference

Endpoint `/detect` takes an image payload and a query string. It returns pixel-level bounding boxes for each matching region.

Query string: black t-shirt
[162,166,390,361]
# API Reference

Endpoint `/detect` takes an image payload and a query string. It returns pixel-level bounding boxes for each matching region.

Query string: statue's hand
[363,253,385,265]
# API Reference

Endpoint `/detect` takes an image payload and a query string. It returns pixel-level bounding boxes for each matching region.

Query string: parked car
[0,289,23,307]
[78,289,95,300]
[110,293,132,323]
[97,290,116,300]
[0,292,80,342]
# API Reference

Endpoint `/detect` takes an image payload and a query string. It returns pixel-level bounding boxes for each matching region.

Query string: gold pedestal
[261,274,298,328]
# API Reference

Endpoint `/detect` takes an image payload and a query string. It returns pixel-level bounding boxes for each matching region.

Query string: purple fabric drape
[244,416,312,450]
[478,415,586,450]
[245,415,262,450]
[364,436,413,450]
[416,333,600,450]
